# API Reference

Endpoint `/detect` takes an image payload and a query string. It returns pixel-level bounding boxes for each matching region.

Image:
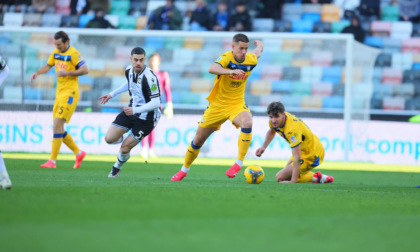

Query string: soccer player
[30,31,88,169]
[140,53,172,159]
[171,33,263,181]
[0,55,12,189]
[256,102,334,184]
[98,47,161,178]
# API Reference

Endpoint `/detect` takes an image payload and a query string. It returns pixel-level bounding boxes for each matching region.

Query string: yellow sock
[183,141,201,168]
[237,129,252,160]
[63,131,80,154]
[297,172,315,183]
[51,133,64,161]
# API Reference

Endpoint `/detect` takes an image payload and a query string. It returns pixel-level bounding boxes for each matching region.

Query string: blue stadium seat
[313,22,331,33]
[171,91,182,104]
[78,14,94,28]
[412,63,420,70]
[370,97,383,109]
[24,88,43,100]
[101,108,121,113]
[322,66,342,84]
[271,80,292,94]
[60,15,78,27]
[78,76,94,86]
[292,20,314,33]
[322,96,344,109]
[301,13,321,22]
[364,36,383,48]
[145,37,165,50]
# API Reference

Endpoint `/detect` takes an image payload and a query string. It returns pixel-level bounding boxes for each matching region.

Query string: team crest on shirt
[137,77,142,84]
[217,57,222,61]
[290,136,297,144]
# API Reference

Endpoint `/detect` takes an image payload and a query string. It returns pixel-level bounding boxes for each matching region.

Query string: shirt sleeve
[148,74,160,99]
[47,52,55,67]
[71,50,86,70]
[214,52,230,68]
[288,128,303,148]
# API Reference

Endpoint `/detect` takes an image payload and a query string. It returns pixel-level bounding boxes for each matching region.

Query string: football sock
[235,159,243,167]
[297,172,315,183]
[237,128,252,160]
[0,152,10,178]
[181,166,190,173]
[63,131,80,155]
[114,152,130,169]
[183,141,201,168]
[51,133,64,161]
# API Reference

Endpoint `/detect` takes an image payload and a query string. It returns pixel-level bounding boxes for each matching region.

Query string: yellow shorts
[53,94,78,122]
[290,146,325,176]
[198,103,251,130]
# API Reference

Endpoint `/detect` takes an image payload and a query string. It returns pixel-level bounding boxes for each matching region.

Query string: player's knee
[104,136,113,144]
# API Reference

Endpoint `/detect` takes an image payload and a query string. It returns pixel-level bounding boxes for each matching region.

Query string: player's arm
[57,64,88,77]
[98,83,128,104]
[289,145,302,183]
[252,40,263,59]
[30,64,52,81]
[256,128,276,157]
[124,97,160,116]
[208,63,244,76]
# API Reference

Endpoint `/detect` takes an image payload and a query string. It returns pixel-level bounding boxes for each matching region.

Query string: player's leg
[309,148,333,183]
[108,135,138,178]
[105,112,130,144]
[171,125,217,181]
[275,160,293,182]
[226,109,253,178]
[41,117,66,168]
[148,129,157,158]
[0,151,12,190]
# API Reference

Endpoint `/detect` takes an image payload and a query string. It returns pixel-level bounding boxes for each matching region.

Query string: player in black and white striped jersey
[0,55,12,189]
[98,47,162,178]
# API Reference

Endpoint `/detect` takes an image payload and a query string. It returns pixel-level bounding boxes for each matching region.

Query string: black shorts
[112,112,156,142]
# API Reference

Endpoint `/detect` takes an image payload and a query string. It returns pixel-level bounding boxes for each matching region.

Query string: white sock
[322,174,328,182]
[0,153,9,178]
[181,166,190,173]
[235,159,243,167]
[114,152,130,169]
[49,159,56,164]
[312,175,318,183]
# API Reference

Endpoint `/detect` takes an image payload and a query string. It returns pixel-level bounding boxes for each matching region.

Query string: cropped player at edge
[171,33,263,181]
[256,102,334,184]
[30,31,88,169]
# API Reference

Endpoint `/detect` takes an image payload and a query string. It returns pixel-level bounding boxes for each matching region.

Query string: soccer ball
[244,165,265,184]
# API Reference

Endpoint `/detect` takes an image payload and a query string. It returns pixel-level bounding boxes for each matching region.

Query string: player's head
[232,33,249,62]
[54,31,70,53]
[130,47,146,73]
[148,53,161,72]
[267,102,286,128]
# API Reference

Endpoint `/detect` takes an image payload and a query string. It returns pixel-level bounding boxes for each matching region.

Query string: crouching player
[256,102,333,183]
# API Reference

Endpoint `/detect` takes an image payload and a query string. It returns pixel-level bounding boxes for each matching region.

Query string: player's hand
[253,40,263,47]
[123,107,133,116]
[163,101,173,119]
[98,94,112,104]
[56,70,68,77]
[230,69,245,75]
[255,147,265,157]
[30,73,37,82]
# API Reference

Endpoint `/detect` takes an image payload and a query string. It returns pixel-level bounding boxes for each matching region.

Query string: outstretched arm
[208,63,244,76]
[30,64,52,82]
[252,40,264,59]
[256,128,276,157]
[98,83,128,104]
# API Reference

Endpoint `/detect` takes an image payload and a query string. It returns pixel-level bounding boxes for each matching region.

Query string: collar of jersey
[232,51,245,63]
[133,65,146,75]
[61,45,70,53]
[279,114,287,128]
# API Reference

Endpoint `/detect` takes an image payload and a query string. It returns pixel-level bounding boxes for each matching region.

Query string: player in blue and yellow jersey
[30,31,88,169]
[256,102,334,183]
[171,33,263,181]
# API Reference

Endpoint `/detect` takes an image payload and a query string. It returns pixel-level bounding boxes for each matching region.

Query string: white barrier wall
[1,111,420,165]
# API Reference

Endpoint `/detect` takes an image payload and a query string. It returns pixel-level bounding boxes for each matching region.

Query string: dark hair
[233,33,249,44]
[267,102,285,115]
[131,47,146,56]
[54,31,69,43]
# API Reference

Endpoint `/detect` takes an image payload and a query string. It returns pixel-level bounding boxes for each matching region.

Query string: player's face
[269,112,285,128]
[54,39,69,53]
[232,41,249,62]
[149,56,160,71]
[131,54,146,73]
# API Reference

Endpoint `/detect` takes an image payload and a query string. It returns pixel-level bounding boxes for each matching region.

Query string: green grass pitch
[1,154,420,252]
